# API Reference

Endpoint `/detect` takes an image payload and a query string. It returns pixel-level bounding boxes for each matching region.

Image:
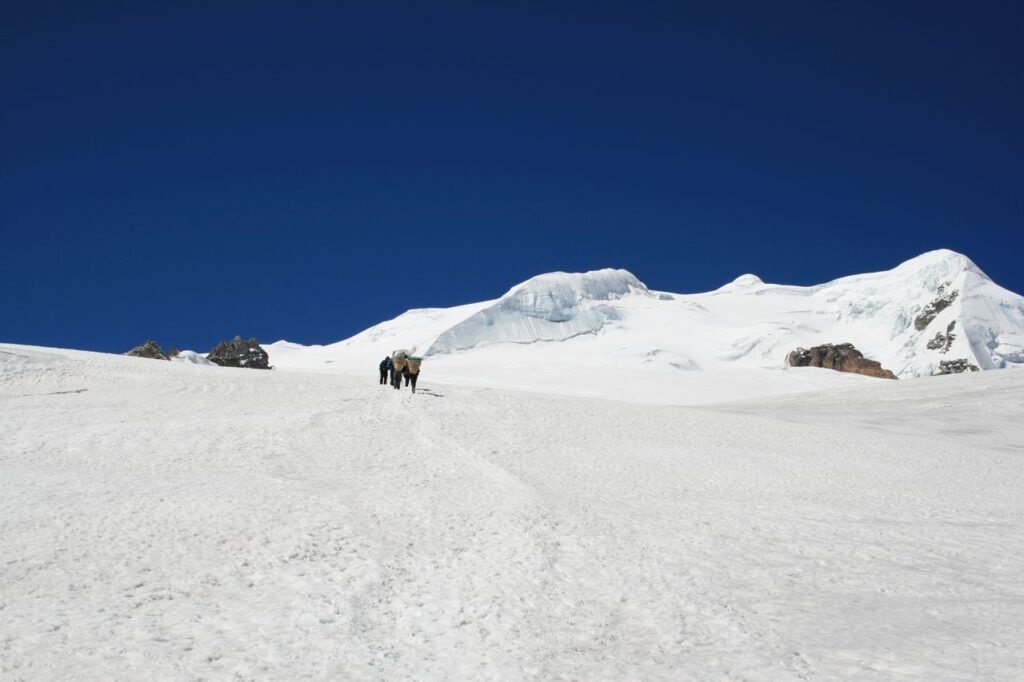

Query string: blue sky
[2,2,1021,353]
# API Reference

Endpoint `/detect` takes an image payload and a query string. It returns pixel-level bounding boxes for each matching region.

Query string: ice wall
[426,269,648,355]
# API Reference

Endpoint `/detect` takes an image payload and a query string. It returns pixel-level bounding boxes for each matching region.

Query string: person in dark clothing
[380,356,392,385]
[390,357,401,388]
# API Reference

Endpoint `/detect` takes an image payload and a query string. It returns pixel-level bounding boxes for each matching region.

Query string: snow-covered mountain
[268,249,1023,401]
[5,251,1024,679]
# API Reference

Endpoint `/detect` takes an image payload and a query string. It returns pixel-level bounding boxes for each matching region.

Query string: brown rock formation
[787,343,898,380]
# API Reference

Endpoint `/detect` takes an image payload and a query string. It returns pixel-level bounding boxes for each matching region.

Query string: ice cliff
[426,269,649,355]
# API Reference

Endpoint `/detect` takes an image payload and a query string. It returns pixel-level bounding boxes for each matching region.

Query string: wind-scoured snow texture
[269,250,1024,387]
[426,269,648,355]
[3,343,1024,680]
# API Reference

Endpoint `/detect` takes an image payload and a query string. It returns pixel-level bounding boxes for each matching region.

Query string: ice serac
[426,269,649,356]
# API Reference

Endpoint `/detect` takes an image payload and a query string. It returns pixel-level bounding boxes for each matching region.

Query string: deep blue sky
[2,2,1022,353]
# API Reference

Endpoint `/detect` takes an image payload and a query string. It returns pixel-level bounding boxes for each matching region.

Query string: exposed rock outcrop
[125,340,169,360]
[914,283,959,331]
[937,358,979,374]
[787,343,897,380]
[926,321,957,353]
[207,336,271,369]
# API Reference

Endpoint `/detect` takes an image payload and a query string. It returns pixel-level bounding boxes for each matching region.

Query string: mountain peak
[502,268,648,301]
[730,273,765,287]
[714,273,765,292]
[894,249,987,282]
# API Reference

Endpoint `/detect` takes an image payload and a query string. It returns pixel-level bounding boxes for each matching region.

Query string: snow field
[2,344,1024,680]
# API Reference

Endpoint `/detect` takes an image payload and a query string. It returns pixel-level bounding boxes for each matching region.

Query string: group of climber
[378,350,422,393]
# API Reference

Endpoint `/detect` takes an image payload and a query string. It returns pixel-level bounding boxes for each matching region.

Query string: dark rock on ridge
[926,321,957,353]
[915,283,959,331]
[125,340,169,360]
[207,336,271,369]
[787,343,898,380]
[937,358,979,374]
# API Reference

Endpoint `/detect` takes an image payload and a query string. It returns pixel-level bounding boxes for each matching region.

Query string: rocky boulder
[207,336,271,369]
[125,340,169,360]
[787,343,898,380]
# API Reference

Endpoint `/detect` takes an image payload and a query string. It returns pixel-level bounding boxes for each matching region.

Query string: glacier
[268,249,1024,398]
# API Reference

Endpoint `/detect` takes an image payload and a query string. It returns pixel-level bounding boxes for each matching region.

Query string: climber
[406,356,422,393]
[390,350,408,389]
[379,356,391,385]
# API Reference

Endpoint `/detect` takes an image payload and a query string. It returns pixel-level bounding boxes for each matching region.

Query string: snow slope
[268,250,1024,401]
[3,343,1024,680]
